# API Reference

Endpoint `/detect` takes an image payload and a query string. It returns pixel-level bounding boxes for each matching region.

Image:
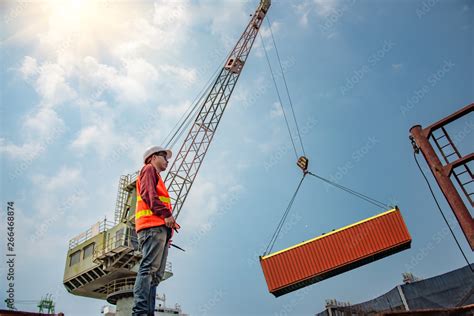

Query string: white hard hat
[143,145,172,164]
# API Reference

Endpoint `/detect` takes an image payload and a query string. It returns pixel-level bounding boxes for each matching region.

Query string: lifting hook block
[297,156,309,173]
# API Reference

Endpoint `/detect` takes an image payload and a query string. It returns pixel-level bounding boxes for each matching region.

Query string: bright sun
[38,0,137,57]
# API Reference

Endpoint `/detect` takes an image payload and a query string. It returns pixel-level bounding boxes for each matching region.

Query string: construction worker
[132,145,178,316]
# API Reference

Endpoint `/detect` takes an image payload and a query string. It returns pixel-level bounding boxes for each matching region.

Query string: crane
[63,1,271,315]
[165,0,271,219]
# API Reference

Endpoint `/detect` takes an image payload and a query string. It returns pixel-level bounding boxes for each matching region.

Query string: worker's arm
[139,164,173,218]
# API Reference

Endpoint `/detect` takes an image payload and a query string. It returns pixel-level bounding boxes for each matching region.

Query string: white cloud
[71,102,143,163]
[159,65,197,85]
[175,150,246,234]
[313,0,338,17]
[301,12,310,26]
[253,20,282,57]
[0,139,43,159]
[4,0,256,199]
[30,166,88,218]
[392,63,403,72]
[4,0,255,164]
[113,4,189,58]
[293,0,339,26]
[157,100,192,121]
[154,0,190,29]
[179,172,244,233]
[2,57,72,161]
[20,56,38,79]
[180,178,219,230]
[24,107,65,139]
[259,21,281,40]
[70,122,136,160]
[32,166,82,192]
[35,63,77,106]
[70,125,100,150]
[199,1,249,45]
[0,108,65,160]
[116,58,159,104]
[78,56,160,105]
[269,102,284,119]
[80,56,118,90]
[77,55,197,108]
[294,1,313,26]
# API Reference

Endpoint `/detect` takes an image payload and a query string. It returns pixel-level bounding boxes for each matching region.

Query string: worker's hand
[164,215,176,228]
[173,222,181,230]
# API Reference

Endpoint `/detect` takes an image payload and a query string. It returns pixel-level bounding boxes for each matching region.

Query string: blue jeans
[132,225,170,316]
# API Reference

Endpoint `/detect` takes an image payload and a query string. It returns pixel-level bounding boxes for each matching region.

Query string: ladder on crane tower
[431,126,474,206]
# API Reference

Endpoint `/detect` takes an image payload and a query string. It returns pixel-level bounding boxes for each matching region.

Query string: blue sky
[1,0,473,315]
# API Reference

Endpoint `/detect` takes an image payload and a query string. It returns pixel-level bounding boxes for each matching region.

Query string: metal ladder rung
[440,143,452,149]
[454,170,469,177]
[435,134,446,141]
[462,179,474,186]
[445,152,459,158]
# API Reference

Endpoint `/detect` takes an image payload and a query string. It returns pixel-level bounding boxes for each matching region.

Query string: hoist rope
[259,31,299,160]
[264,174,306,256]
[164,102,199,150]
[163,85,204,149]
[167,100,201,150]
[307,172,391,210]
[413,151,473,272]
[264,170,394,256]
[163,58,226,150]
[266,16,306,157]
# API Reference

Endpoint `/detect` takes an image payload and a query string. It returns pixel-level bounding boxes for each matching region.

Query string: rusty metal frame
[410,103,474,250]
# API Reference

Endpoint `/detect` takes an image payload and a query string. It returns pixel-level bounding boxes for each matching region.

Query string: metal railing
[105,277,136,296]
[93,227,138,260]
[68,219,114,249]
[92,227,173,271]
[166,261,172,273]
[114,171,139,224]
[103,262,172,296]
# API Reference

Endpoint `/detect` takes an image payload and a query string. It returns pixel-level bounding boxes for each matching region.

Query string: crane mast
[165,0,271,219]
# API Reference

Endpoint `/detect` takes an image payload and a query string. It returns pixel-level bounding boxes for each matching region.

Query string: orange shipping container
[260,208,411,297]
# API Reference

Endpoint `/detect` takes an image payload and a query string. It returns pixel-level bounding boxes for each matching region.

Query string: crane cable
[264,170,394,256]
[307,172,392,210]
[259,29,299,160]
[412,149,473,272]
[163,56,228,150]
[264,174,307,256]
[262,17,472,270]
[266,16,306,157]
[261,17,396,256]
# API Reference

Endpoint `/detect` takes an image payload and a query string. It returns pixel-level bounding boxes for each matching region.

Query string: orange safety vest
[135,167,172,233]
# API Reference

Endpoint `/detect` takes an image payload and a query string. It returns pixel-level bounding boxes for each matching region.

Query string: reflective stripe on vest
[137,195,170,204]
[135,166,172,232]
[135,209,153,220]
[159,196,170,203]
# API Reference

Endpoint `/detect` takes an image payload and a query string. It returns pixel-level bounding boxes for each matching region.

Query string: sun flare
[37,0,142,58]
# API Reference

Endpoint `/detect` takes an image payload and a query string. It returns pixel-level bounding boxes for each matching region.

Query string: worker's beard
[161,162,168,172]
